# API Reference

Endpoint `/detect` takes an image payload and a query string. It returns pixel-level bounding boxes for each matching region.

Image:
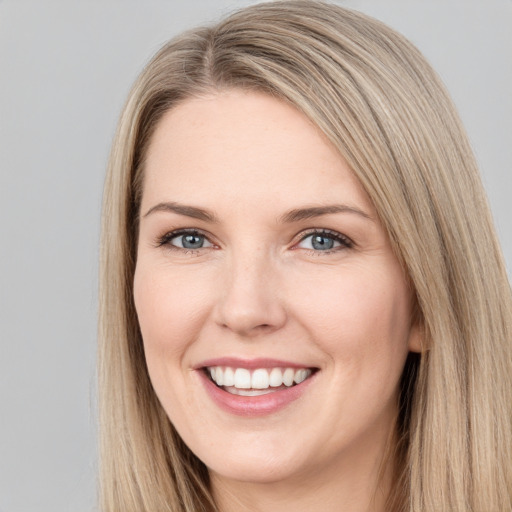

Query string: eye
[158,229,213,251]
[297,230,352,252]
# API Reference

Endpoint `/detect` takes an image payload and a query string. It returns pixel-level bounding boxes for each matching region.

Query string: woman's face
[134,90,420,488]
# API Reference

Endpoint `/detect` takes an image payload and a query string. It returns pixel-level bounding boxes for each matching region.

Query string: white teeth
[233,368,251,389]
[251,368,269,389]
[214,367,223,386]
[223,367,234,387]
[269,367,283,387]
[225,387,275,396]
[294,368,310,384]
[207,366,313,390]
[283,368,295,387]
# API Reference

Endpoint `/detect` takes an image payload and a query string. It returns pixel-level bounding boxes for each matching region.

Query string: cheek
[289,264,412,376]
[133,263,219,423]
[133,263,214,363]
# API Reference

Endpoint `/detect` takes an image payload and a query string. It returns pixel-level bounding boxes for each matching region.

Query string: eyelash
[297,229,353,255]
[155,229,210,255]
[155,228,353,256]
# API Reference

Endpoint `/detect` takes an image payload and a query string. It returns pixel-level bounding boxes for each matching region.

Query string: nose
[213,249,287,338]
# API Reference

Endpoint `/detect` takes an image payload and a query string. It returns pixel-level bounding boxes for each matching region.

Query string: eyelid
[154,227,353,254]
[155,228,216,251]
[295,228,354,252]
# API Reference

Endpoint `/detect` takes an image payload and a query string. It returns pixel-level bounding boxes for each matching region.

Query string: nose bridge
[215,243,286,336]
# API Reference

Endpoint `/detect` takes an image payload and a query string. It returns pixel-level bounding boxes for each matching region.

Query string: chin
[195,433,318,486]
[207,455,307,485]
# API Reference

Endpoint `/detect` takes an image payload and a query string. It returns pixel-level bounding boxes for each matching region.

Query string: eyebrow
[143,201,372,223]
[143,202,219,223]
[279,204,372,223]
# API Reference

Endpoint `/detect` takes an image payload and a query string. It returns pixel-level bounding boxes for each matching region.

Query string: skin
[134,90,421,512]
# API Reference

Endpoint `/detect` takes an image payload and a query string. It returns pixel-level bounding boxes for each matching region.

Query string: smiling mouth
[204,366,316,396]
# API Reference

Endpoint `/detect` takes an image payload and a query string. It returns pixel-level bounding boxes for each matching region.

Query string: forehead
[142,90,373,214]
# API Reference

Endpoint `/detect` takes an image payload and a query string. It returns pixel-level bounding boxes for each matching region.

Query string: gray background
[0,1,510,511]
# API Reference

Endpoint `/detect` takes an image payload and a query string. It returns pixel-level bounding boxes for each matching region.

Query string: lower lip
[198,371,316,417]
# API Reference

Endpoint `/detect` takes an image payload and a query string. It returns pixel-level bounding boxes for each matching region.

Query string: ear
[407,319,424,353]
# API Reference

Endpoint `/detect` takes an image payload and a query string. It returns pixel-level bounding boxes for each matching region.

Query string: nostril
[213,279,287,335]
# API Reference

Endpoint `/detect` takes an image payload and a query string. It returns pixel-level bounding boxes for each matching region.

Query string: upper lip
[194,357,316,370]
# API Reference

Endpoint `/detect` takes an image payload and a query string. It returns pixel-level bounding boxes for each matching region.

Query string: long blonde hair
[98,1,512,510]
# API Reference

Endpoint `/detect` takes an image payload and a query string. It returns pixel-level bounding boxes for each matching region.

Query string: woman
[98,1,512,511]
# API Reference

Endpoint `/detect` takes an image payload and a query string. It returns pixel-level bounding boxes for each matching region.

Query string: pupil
[312,235,334,250]
[182,234,203,249]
